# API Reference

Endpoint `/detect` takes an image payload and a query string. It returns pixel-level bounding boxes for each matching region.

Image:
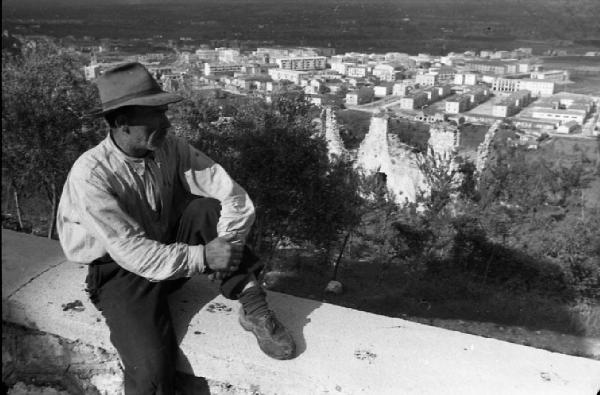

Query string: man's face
[126,105,171,152]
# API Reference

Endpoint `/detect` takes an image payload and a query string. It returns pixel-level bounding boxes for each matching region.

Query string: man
[56,62,296,394]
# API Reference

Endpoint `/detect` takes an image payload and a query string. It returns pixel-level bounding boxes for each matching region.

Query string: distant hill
[3,0,600,54]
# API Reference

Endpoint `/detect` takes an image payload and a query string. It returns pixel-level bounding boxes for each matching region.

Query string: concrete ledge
[2,229,600,394]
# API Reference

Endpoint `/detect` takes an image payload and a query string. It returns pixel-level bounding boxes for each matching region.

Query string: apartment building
[465,60,507,74]
[423,86,439,102]
[492,90,531,117]
[216,48,241,63]
[372,64,398,82]
[400,91,428,109]
[254,47,320,63]
[416,73,437,86]
[492,78,555,97]
[374,82,394,97]
[454,73,478,85]
[428,65,455,81]
[330,61,350,75]
[530,108,587,125]
[275,56,327,71]
[490,51,512,59]
[546,92,595,113]
[530,69,569,82]
[345,86,375,105]
[445,95,470,114]
[267,69,309,85]
[393,81,413,96]
[346,65,370,78]
[204,62,244,75]
[556,120,580,134]
[436,85,452,98]
[520,79,556,97]
[465,60,521,75]
[528,92,594,126]
[467,87,491,106]
[492,78,520,93]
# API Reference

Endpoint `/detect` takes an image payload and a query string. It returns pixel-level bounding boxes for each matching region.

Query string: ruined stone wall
[427,123,460,157]
[323,107,347,159]
[476,120,502,175]
[356,115,425,202]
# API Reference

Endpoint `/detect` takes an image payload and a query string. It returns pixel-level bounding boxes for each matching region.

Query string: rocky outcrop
[428,122,460,157]
[323,107,347,159]
[476,120,502,175]
[356,115,425,202]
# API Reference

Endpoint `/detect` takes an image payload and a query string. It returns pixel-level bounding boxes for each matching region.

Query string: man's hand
[205,237,243,273]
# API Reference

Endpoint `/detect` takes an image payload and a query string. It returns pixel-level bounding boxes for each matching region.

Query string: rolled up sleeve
[177,139,255,244]
[69,171,205,281]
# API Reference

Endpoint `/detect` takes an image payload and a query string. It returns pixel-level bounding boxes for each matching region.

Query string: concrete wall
[3,230,600,394]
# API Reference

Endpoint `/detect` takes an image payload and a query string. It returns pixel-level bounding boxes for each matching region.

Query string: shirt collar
[104,133,156,174]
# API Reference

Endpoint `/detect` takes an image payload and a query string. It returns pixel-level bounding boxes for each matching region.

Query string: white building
[467,87,491,106]
[530,70,569,82]
[556,120,579,134]
[423,87,440,102]
[373,64,398,82]
[454,73,478,85]
[436,85,452,98]
[493,78,555,97]
[216,48,241,63]
[275,56,327,71]
[492,90,531,117]
[445,95,470,114]
[195,49,218,62]
[416,73,437,86]
[393,82,412,96]
[531,108,586,125]
[345,87,375,105]
[204,63,244,76]
[346,65,369,78]
[400,91,428,109]
[267,69,309,85]
[83,64,102,80]
[374,83,393,98]
[519,79,556,97]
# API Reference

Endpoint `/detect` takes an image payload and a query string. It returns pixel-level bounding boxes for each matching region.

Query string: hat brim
[87,92,184,117]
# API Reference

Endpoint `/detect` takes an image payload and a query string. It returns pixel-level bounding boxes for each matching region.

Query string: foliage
[2,44,103,237]
[172,92,364,262]
[335,109,371,150]
[389,119,430,153]
[387,136,599,304]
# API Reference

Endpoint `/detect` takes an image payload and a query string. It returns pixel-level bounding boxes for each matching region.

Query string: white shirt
[56,133,255,281]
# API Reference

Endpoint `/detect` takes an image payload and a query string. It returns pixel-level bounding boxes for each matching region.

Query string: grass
[264,248,599,358]
[458,123,489,153]
[335,109,372,150]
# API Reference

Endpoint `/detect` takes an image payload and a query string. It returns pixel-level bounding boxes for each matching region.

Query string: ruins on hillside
[322,107,347,159]
[356,115,425,202]
[428,122,461,156]
[476,120,502,175]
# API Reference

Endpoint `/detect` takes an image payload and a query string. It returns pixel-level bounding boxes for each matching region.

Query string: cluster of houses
[80,43,598,135]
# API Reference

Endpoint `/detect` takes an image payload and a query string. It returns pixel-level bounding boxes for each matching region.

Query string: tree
[2,44,102,238]
[173,92,363,267]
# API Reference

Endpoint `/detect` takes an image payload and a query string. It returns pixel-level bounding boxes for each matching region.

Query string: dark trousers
[85,197,262,395]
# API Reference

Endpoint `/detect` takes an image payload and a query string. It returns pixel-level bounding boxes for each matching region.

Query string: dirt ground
[262,251,600,360]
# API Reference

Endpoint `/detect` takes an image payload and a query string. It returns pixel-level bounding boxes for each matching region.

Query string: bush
[173,92,364,262]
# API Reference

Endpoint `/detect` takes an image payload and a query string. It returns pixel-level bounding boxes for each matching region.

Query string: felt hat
[88,62,182,116]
